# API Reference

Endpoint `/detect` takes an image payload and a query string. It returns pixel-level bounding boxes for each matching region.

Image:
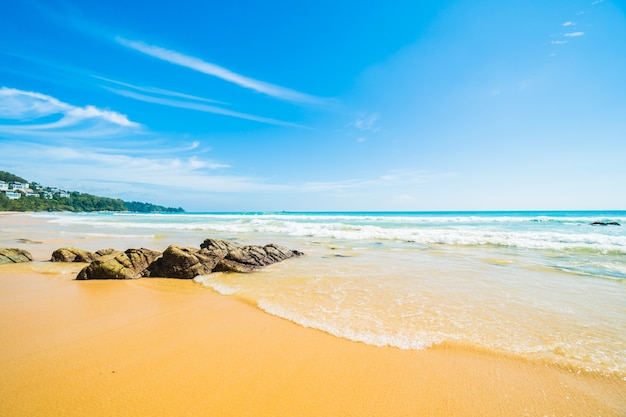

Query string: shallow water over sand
[199,241,626,379]
[3,211,625,379]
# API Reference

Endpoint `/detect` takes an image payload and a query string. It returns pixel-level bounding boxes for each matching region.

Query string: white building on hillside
[0,181,7,191]
[10,182,29,191]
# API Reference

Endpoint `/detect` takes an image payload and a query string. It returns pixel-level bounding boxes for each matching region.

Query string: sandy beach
[1,213,625,416]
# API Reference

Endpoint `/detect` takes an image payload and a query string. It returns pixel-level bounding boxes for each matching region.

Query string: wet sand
[1,213,625,416]
[1,264,625,417]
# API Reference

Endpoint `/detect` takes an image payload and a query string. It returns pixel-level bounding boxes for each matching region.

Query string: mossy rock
[0,248,33,265]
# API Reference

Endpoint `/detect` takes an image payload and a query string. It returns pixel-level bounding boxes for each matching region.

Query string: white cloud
[354,113,381,131]
[67,105,137,126]
[0,87,139,138]
[0,87,70,119]
[551,40,568,45]
[564,32,585,37]
[301,170,430,193]
[115,37,330,106]
[3,142,260,193]
[591,0,604,5]
[562,21,575,27]
[93,75,229,105]
[379,170,429,184]
[107,87,306,128]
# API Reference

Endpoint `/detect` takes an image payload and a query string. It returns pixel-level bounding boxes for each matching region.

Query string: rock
[76,248,161,280]
[126,248,162,273]
[144,245,220,279]
[51,247,98,263]
[264,243,304,262]
[74,239,303,280]
[213,258,258,273]
[201,238,303,272]
[147,240,304,277]
[198,238,240,258]
[52,247,125,263]
[0,248,33,264]
[591,221,621,226]
[16,238,43,244]
[95,248,118,257]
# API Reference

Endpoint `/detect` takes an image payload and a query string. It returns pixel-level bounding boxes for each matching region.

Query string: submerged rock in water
[16,238,43,244]
[76,248,161,280]
[590,221,621,226]
[0,248,33,264]
[73,239,303,280]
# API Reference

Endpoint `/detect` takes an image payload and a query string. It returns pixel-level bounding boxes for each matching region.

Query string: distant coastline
[0,170,184,213]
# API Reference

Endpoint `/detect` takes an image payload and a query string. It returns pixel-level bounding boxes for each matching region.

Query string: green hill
[0,171,184,213]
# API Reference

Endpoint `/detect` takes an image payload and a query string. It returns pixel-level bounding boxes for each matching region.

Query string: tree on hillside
[0,171,28,183]
[0,170,185,213]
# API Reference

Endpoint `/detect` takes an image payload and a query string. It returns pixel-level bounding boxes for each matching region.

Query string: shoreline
[1,212,626,415]
[2,264,625,416]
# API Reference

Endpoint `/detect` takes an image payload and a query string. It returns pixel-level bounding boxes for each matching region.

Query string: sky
[1,0,625,211]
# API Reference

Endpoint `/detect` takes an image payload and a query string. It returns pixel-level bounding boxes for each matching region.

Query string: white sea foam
[38,211,626,256]
[254,298,626,376]
[194,274,240,294]
[256,299,443,350]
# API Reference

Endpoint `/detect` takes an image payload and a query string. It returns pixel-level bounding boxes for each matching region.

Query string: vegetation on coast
[0,171,184,213]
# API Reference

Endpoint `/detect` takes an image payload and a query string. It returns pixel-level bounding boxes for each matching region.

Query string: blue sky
[1,0,625,211]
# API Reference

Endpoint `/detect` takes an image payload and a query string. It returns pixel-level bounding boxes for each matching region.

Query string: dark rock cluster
[590,221,621,226]
[61,238,303,280]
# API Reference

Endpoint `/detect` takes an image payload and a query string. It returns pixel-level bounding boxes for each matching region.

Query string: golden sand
[1,262,625,417]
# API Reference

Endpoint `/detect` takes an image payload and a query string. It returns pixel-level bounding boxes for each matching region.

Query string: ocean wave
[37,212,626,254]
[38,211,626,226]
[255,300,626,377]
[256,299,443,350]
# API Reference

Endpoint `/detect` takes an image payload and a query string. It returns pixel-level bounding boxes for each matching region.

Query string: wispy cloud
[115,37,330,106]
[300,170,431,193]
[0,141,283,196]
[93,75,230,106]
[353,113,381,132]
[43,145,229,172]
[106,87,307,128]
[548,16,586,54]
[564,32,585,37]
[0,87,138,138]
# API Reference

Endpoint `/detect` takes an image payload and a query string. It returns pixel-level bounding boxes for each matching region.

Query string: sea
[16,210,626,379]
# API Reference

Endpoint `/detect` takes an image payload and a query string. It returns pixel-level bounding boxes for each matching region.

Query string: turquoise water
[39,210,626,279]
[21,210,626,378]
